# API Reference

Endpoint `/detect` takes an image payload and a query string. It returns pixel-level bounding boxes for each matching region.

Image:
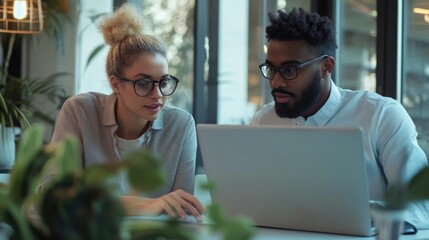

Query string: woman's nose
[149,83,162,98]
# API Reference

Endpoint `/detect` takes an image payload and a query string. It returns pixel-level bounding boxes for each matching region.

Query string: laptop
[197,124,375,236]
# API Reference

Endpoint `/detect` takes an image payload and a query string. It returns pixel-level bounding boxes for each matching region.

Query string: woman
[48,4,203,221]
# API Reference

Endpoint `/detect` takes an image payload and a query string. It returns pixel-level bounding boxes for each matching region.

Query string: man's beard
[272,70,323,118]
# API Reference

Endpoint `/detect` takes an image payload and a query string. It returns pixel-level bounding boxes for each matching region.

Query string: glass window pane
[217,0,250,124]
[336,0,377,91]
[141,1,195,113]
[76,1,113,95]
[403,0,429,158]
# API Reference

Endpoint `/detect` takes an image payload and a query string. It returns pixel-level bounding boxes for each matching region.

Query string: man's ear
[323,56,335,74]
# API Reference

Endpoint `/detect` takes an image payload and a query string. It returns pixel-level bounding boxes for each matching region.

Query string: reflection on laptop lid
[197,124,375,236]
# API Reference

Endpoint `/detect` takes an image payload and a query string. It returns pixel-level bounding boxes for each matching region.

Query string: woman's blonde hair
[97,4,167,77]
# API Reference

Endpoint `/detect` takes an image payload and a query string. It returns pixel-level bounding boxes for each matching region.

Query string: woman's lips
[144,103,162,113]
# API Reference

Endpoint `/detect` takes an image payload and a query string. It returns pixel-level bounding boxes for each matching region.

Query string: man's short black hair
[266,8,338,57]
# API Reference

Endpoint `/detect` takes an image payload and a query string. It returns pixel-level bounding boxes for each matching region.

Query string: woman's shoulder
[162,105,192,116]
[161,105,194,124]
[63,92,110,109]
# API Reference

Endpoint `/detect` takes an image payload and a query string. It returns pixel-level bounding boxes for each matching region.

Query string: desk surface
[190,175,429,240]
[127,215,429,240]
[199,226,429,240]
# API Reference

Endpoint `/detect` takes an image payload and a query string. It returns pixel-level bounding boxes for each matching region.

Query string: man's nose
[271,72,287,89]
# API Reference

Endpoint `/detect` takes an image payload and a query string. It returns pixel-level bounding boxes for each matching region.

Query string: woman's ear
[110,75,120,94]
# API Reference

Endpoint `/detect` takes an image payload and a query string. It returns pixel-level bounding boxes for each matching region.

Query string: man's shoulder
[252,102,294,125]
[257,101,276,113]
[339,88,399,109]
[254,102,276,119]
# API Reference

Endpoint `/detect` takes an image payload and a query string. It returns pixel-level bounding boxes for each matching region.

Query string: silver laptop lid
[197,124,374,236]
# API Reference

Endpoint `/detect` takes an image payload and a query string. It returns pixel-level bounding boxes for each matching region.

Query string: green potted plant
[0,125,255,240]
[0,74,68,167]
[0,89,29,167]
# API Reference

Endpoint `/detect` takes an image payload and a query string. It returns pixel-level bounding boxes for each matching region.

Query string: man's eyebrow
[265,60,301,66]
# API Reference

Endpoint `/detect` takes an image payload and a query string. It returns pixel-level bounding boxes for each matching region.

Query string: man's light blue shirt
[252,81,429,228]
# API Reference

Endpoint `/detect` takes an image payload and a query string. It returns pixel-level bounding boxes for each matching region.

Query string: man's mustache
[271,88,295,97]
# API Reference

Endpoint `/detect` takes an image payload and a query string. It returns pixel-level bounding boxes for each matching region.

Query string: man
[251,8,429,229]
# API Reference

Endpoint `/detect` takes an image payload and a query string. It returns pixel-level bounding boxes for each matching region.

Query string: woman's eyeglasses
[116,75,179,97]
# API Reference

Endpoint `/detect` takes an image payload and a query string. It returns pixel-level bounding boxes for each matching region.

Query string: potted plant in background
[0,73,69,167]
[0,90,29,167]
[0,0,73,166]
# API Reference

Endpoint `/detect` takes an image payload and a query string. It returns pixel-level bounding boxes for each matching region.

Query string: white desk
[192,226,429,240]
[188,174,429,240]
[128,215,429,240]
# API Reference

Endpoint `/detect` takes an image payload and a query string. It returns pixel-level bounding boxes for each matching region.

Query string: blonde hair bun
[98,4,145,46]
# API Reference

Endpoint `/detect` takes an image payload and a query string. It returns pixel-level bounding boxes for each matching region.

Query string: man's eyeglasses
[259,55,329,81]
[116,75,179,97]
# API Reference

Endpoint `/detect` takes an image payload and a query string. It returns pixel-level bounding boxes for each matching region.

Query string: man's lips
[271,89,295,103]
[273,93,293,103]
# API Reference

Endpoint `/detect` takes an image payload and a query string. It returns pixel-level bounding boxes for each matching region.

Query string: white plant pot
[0,126,16,167]
[0,223,13,240]
[370,205,405,240]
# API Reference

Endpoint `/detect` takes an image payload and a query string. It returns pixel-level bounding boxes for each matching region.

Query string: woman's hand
[121,189,205,222]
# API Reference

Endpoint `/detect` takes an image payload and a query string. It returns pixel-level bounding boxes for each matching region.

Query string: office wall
[23,5,78,141]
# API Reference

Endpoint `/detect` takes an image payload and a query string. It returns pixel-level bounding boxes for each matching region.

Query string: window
[216,0,311,124]
[141,0,195,113]
[336,0,377,91]
[76,1,113,95]
[403,0,429,157]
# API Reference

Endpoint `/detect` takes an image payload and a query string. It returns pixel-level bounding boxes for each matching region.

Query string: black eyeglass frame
[115,75,180,97]
[259,55,329,81]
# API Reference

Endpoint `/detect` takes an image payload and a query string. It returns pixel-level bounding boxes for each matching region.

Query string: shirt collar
[102,93,164,130]
[151,108,164,130]
[103,93,117,126]
[305,80,341,126]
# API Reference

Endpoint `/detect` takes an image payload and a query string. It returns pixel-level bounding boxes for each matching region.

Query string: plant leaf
[207,203,224,226]
[82,163,122,187]
[8,125,54,205]
[123,149,166,193]
[54,136,82,177]
[199,180,216,192]
[223,217,255,240]
[407,166,429,202]
[0,193,35,240]
[89,13,109,23]
[86,44,106,69]
[206,204,255,240]
[15,125,44,165]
